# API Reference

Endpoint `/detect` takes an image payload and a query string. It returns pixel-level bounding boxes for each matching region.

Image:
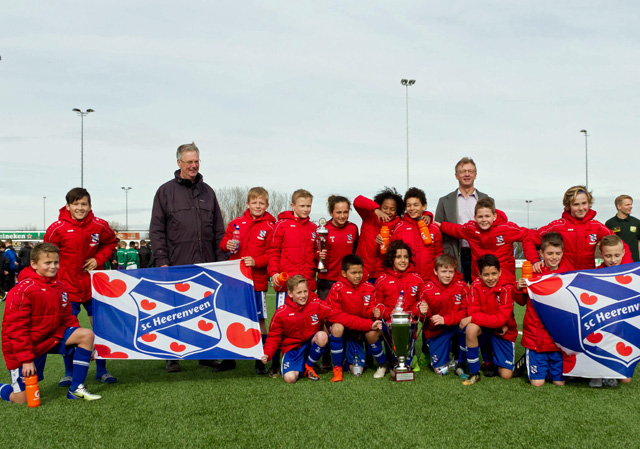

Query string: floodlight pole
[401,79,416,190]
[43,196,46,231]
[72,108,95,188]
[525,200,532,228]
[580,129,589,189]
[121,187,132,230]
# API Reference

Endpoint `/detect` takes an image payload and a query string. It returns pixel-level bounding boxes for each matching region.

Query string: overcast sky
[2,1,639,231]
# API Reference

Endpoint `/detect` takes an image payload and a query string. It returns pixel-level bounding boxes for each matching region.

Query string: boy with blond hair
[220,187,276,374]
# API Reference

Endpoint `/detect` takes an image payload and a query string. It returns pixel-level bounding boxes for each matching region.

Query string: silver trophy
[389,301,415,382]
[315,218,329,273]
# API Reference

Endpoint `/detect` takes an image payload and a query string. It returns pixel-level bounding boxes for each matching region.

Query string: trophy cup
[315,218,329,273]
[389,293,415,382]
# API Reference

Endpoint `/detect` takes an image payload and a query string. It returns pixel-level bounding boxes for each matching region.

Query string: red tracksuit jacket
[325,273,377,321]
[267,211,318,292]
[2,267,79,370]
[317,220,359,282]
[373,265,424,321]
[440,210,530,284]
[467,278,518,342]
[44,207,117,303]
[415,278,470,339]
[523,209,633,270]
[220,210,276,292]
[514,261,574,353]
[263,293,374,359]
[354,195,401,279]
[391,215,443,282]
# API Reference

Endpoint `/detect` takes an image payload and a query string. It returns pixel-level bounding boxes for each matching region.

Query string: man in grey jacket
[150,142,227,372]
[435,157,490,283]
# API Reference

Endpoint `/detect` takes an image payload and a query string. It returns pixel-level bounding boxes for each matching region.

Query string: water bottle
[394,290,405,312]
[25,375,41,408]
[435,365,449,375]
[231,224,241,254]
[353,353,363,377]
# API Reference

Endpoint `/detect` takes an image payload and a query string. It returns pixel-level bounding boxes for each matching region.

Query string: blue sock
[70,347,92,391]
[63,354,74,377]
[368,341,386,365]
[0,384,12,403]
[467,346,480,374]
[306,342,326,366]
[459,344,468,364]
[95,358,108,378]
[329,335,343,367]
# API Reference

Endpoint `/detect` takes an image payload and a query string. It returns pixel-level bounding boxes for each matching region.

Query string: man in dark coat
[138,239,152,268]
[149,142,227,373]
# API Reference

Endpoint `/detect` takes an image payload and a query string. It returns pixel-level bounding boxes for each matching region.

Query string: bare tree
[18,224,38,231]
[216,186,290,225]
[108,221,125,233]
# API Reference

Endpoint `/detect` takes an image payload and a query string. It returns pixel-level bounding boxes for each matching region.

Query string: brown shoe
[166,360,182,373]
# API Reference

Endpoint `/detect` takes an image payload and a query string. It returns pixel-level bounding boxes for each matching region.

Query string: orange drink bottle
[380,226,390,255]
[521,261,533,293]
[417,220,432,245]
[25,375,41,408]
[277,272,289,285]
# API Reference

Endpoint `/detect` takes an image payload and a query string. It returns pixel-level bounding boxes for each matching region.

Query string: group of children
[1,181,634,405]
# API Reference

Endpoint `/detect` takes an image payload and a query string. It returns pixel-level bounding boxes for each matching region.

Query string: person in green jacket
[124,241,140,270]
[116,241,127,270]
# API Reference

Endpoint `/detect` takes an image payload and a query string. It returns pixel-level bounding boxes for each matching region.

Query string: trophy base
[390,367,415,382]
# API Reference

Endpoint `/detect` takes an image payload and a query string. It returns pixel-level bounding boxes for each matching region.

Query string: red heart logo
[175,283,190,292]
[561,351,576,374]
[141,333,157,342]
[226,322,261,349]
[204,291,213,297]
[528,276,563,296]
[170,342,186,352]
[94,344,128,359]
[141,299,156,310]
[616,275,632,285]
[93,272,127,298]
[616,342,633,357]
[586,332,603,344]
[580,293,598,306]
[198,320,214,332]
[240,261,253,280]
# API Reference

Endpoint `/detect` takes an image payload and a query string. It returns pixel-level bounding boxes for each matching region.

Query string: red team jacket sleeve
[267,225,284,277]
[442,285,469,326]
[439,221,465,240]
[354,195,380,220]
[94,222,118,267]
[523,228,543,262]
[469,286,514,329]
[7,287,36,364]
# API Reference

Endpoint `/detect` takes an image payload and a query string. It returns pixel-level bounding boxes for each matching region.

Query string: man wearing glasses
[435,157,490,283]
[150,142,227,373]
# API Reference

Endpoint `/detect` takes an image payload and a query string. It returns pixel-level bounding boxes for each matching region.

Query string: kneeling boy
[326,255,387,381]
[415,254,470,375]
[459,254,518,385]
[1,243,101,403]
[261,275,381,383]
[515,233,573,387]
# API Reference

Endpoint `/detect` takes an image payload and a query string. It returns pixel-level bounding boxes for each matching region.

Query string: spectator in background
[18,242,32,273]
[0,242,7,300]
[124,241,140,269]
[138,239,152,268]
[605,195,640,262]
[3,239,17,292]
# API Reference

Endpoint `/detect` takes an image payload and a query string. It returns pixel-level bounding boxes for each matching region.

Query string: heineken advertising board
[0,231,46,240]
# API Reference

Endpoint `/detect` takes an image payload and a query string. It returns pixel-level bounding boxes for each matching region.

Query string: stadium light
[580,130,588,189]
[525,200,532,228]
[72,108,95,187]
[121,187,132,230]
[401,79,416,189]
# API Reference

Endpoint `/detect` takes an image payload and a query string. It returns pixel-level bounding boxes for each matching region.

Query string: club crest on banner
[527,263,640,378]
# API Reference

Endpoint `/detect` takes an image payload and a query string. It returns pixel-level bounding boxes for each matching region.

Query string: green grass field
[2,286,640,449]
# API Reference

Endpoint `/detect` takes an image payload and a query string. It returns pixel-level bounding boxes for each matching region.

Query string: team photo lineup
[3,145,640,406]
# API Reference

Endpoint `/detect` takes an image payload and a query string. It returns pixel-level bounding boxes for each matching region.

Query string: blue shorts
[344,334,366,366]
[8,327,77,393]
[479,330,515,370]
[72,300,93,317]
[526,349,564,382]
[276,292,287,309]
[427,328,457,369]
[281,340,312,375]
[254,291,267,320]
